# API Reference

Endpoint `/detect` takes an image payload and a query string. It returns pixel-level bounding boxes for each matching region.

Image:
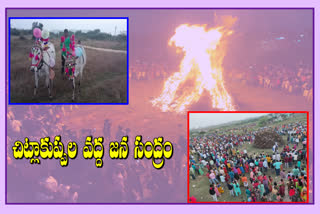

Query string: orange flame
[151,22,235,113]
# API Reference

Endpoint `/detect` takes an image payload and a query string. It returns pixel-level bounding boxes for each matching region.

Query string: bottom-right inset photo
[188,111,308,203]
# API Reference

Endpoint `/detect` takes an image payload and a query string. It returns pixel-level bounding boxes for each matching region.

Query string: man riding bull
[60,29,71,75]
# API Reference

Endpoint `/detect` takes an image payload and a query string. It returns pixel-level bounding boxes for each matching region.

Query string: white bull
[64,45,86,101]
[30,42,56,99]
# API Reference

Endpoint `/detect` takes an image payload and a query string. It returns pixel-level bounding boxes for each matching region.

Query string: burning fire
[152,21,235,113]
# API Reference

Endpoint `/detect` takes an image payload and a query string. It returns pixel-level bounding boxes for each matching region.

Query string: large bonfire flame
[152,17,236,113]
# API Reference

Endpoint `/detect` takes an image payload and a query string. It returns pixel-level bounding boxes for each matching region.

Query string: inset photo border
[8,17,129,105]
[188,111,309,204]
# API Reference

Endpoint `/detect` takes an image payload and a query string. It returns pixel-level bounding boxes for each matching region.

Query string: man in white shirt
[219,167,225,175]
[293,153,298,163]
[249,162,254,168]
[201,159,208,166]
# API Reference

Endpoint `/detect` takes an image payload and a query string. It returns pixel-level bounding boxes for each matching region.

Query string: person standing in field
[263,158,268,172]
[190,165,196,180]
[209,184,218,201]
[245,187,251,199]
[227,181,234,197]
[60,29,71,75]
[273,160,282,176]
[258,181,265,198]
[233,180,242,196]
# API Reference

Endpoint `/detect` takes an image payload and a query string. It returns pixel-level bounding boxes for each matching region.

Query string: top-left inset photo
[8,17,128,104]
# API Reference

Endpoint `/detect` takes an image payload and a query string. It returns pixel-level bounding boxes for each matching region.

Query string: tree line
[11,22,127,42]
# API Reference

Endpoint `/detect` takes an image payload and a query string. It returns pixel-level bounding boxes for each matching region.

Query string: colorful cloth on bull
[64,56,76,78]
[62,34,77,78]
[42,38,49,48]
[60,36,71,57]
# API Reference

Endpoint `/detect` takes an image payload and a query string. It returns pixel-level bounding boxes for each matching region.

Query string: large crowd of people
[228,63,313,103]
[129,60,313,104]
[129,60,170,81]
[7,106,188,203]
[189,119,308,202]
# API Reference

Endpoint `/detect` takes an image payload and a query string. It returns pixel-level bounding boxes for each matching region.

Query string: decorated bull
[61,30,86,102]
[29,28,56,99]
